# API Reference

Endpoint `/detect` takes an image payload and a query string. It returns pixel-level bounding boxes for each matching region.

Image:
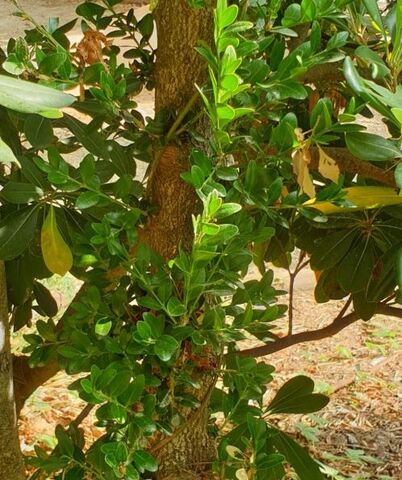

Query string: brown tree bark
[143,1,216,478]
[0,262,25,480]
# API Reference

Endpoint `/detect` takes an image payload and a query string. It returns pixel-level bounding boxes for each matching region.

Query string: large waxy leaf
[337,240,375,293]
[0,207,39,260]
[0,74,74,117]
[345,132,402,161]
[270,428,323,480]
[304,187,402,214]
[310,229,357,271]
[267,375,329,415]
[1,182,44,204]
[41,206,73,276]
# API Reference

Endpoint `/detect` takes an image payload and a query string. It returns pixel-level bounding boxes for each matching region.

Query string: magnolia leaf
[304,186,402,214]
[41,206,73,276]
[0,137,21,167]
[0,74,75,116]
[292,147,316,198]
[318,147,340,183]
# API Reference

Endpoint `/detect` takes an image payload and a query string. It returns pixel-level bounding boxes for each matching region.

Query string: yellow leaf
[318,147,340,183]
[41,206,73,276]
[304,186,402,214]
[235,469,249,480]
[292,147,316,198]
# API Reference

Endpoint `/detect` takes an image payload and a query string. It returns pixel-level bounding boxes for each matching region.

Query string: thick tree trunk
[0,262,25,480]
[145,1,216,478]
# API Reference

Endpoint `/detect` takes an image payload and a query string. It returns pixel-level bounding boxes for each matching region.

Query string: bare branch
[236,303,402,359]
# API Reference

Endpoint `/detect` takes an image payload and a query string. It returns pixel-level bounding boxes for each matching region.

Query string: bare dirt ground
[1,1,401,479]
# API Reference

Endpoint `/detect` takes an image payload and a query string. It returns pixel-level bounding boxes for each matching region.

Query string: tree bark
[144,1,216,478]
[0,261,25,480]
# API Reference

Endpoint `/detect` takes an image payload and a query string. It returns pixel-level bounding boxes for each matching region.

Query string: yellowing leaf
[41,206,73,276]
[318,147,340,183]
[304,186,402,214]
[235,468,249,480]
[292,147,316,198]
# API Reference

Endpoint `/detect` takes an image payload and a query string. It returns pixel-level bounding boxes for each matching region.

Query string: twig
[166,91,199,142]
[70,404,94,429]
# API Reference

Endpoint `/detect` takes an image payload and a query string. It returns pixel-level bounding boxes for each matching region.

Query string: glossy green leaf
[0,207,39,260]
[310,229,357,271]
[95,318,112,336]
[1,182,43,204]
[0,74,74,116]
[395,162,402,189]
[337,241,375,293]
[271,429,323,480]
[24,114,53,149]
[267,376,329,415]
[154,335,179,362]
[345,132,402,161]
[33,281,58,317]
[132,450,158,472]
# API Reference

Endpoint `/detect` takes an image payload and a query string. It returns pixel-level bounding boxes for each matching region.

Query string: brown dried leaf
[318,146,340,183]
[76,30,111,65]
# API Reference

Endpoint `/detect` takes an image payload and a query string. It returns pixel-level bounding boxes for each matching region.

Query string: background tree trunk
[145,1,216,478]
[0,261,25,480]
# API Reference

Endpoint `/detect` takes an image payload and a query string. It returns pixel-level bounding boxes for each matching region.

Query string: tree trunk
[0,261,25,480]
[144,1,216,478]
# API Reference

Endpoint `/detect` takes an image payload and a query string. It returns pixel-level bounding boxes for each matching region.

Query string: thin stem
[166,92,199,142]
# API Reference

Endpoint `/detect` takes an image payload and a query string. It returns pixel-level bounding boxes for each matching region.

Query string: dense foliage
[0,0,401,479]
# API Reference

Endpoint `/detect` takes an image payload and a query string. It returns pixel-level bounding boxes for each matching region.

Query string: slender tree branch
[236,302,402,359]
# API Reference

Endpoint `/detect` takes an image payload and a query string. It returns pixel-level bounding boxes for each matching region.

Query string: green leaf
[24,114,53,149]
[0,74,74,116]
[355,46,390,79]
[0,207,39,260]
[343,57,365,94]
[138,14,154,39]
[345,132,402,161]
[215,202,241,219]
[75,191,101,209]
[166,297,187,317]
[310,229,357,271]
[154,335,179,362]
[1,182,43,204]
[218,5,238,29]
[39,51,67,76]
[62,115,110,159]
[33,281,58,317]
[337,241,375,293]
[271,429,323,480]
[95,318,112,336]
[267,376,329,415]
[395,162,402,189]
[132,450,158,473]
[363,0,385,36]
[0,137,21,167]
